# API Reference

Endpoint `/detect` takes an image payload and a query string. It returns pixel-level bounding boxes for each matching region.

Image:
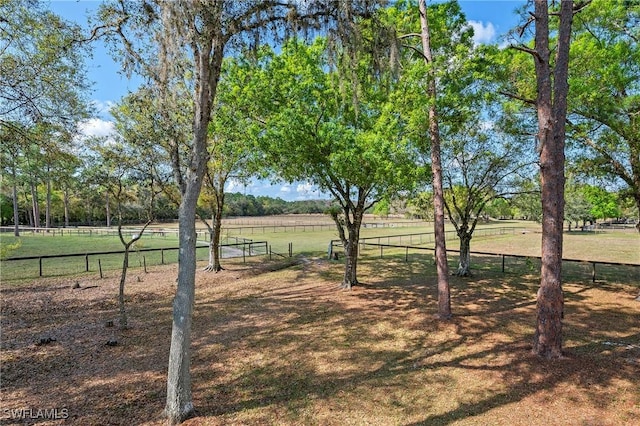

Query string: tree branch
[510,44,541,60]
[498,90,537,106]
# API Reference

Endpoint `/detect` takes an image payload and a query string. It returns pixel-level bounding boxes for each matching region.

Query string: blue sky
[48,0,526,201]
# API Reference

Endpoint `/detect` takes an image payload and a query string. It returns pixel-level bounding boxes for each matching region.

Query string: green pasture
[1,220,638,283]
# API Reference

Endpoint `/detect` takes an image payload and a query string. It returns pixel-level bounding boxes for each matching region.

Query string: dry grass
[1,256,639,426]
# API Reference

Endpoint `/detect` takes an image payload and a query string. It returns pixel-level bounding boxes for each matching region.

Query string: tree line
[0,191,336,226]
[1,0,639,423]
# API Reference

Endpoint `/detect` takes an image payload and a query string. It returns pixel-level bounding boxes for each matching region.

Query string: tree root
[202,264,224,273]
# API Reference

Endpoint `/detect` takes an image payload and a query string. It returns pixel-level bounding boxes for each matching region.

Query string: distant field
[468,228,640,264]
[1,217,638,282]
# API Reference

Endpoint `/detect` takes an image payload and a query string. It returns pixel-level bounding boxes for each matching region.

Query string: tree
[244,38,421,289]
[386,0,476,318]
[110,86,180,215]
[0,124,25,235]
[0,0,91,132]
[1,0,91,233]
[564,178,593,230]
[583,185,621,222]
[199,59,261,273]
[510,0,578,358]
[95,1,382,422]
[418,0,452,319]
[565,0,640,231]
[442,123,534,276]
[88,126,158,328]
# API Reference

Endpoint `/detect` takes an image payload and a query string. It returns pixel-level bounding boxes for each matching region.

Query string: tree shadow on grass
[1,257,638,425]
[181,258,639,424]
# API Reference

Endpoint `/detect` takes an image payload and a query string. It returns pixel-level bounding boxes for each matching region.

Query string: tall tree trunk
[11,166,20,237]
[30,181,40,228]
[531,0,573,359]
[105,192,111,228]
[165,24,220,423]
[85,198,91,226]
[63,188,70,228]
[45,171,52,228]
[456,233,472,277]
[419,0,451,320]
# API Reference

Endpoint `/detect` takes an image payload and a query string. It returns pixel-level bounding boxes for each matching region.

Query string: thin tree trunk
[11,166,20,237]
[634,193,640,233]
[117,220,150,330]
[118,245,130,329]
[212,210,222,271]
[532,0,573,359]
[420,0,451,320]
[85,198,92,226]
[63,188,70,228]
[203,210,223,272]
[106,192,111,228]
[45,172,52,229]
[30,181,40,228]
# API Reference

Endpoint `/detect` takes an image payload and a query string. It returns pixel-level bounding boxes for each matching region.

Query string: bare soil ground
[1,257,639,425]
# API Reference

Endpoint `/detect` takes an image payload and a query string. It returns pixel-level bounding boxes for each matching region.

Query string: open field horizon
[1,217,638,282]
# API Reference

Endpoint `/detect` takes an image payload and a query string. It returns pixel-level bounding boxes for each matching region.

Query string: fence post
[39,257,43,277]
[161,249,164,265]
[502,255,505,273]
[99,259,103,279]
[405,246,409,262]
[380,245,383,259]
[591,262,596,283]
[85,254,89,272]
[243,243,246,263]
[289,242,292,257]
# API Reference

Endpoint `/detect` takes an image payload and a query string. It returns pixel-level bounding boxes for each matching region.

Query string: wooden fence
[2,241,268,279]
[329,232,640,283]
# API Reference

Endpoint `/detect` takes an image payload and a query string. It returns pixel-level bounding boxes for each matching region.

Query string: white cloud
[77,118,115,139]
[295,182,319,199]
[226,179,242,192]
[468,20,497,45]
[91,99,116,116]
[296,182,314,194]
[280,185,292,194]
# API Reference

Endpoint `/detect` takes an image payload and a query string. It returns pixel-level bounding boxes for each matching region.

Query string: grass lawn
[0,255,638,425]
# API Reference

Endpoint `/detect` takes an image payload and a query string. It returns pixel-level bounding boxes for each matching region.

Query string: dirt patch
[1,257,639,425]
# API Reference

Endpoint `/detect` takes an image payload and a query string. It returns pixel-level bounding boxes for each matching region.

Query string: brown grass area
[1,257,639,425]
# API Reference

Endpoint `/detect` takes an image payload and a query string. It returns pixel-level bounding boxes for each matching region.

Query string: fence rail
[358,227,520,246]
[0,220,429,239]
[2,241,268,279]
[329,235,640,283]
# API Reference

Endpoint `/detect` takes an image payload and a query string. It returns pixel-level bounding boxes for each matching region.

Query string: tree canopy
[237,37,423,288]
